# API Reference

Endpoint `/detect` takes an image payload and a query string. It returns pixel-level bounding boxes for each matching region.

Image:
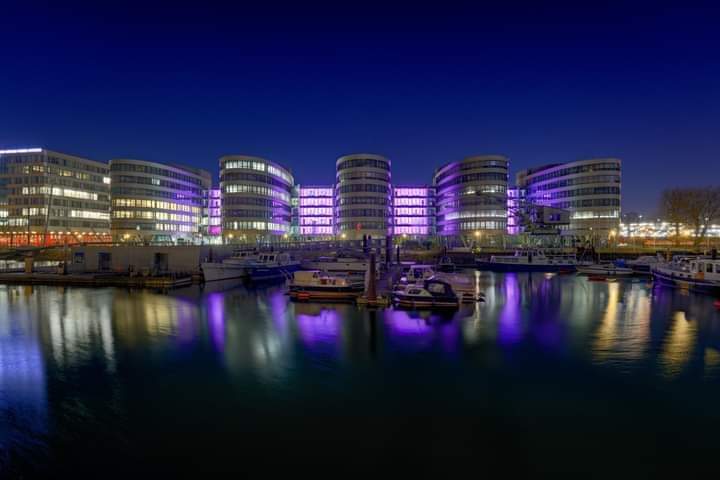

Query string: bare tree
[683,187,720,248]
[659,188,687,246]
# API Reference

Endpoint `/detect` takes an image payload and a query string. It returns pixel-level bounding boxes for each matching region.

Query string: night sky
[2,1,719,215]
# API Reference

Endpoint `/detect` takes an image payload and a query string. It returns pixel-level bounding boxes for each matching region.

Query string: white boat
[624,255,663,273]
[201,251,259,282]
[301,256,371,275]
[652,256,720,295]
[577,263,634,277]
[288,270,365,301]
[399,264,482,302]
[245,252,301,282]
[393,279,460,309]
[477,249,580,272]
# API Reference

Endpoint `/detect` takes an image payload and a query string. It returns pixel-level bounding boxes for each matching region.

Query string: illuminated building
[297,185,334,239]
[335,153,392,240]
[393,186,435,237]
[110,159,211,244]
[202,187,222,242]
[434,155,509,242]
[0,148,111,246]
[220,155,294,244]
[516,158,621,238]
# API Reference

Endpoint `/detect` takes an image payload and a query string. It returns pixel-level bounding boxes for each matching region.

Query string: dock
[0,272,193,289]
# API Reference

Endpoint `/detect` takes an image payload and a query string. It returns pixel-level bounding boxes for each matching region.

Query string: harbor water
[2,272,720,475]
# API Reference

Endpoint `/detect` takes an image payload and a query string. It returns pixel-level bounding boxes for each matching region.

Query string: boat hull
[476,261,577,273]
[201,263,248,282]
[246,263,301,282]
[289,285,364,301]
[652,269,720,295]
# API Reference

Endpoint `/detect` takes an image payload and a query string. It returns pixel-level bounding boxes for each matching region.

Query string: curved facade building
[335,154,391,240]
[517,158,621,238]
[220,155,293,244]
[434,155,509,241]
[110,159,210,244]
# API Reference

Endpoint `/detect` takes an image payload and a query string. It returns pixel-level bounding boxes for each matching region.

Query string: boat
[245,252,301,282]
[300,255,371,275]
[622,255,663,274]
[288,270,365,301]
[436,256,456,273]
[477,248,580,272]
[576,263,634,277]
[393,279,460,309]
[399,265,482,302]
[201,250,259,282]
[652,256,720,295]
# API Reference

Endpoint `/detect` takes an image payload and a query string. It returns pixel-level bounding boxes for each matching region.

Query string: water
[2,273,720,476]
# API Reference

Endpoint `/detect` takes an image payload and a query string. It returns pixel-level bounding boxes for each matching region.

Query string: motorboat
[436,256,456,273]
[652,256,720,295]
[201,250,259,282]
[477,248,580,272]
[577,263,634,277]
[622,255,663,274]
[288,270,365,301]
[300,255,371,275]
[399,265,482,302]
[393,279,460,309]
[245,253,301,282]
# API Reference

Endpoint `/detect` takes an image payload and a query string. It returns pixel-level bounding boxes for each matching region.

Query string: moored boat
[477,249,580,272]
[300,255,370,275]
[652,256,720,295]
[201,250,259,282]
[436,256,456,273]
[393,279,460,309]
[399,265,482,302]
[288,270,365,301]
[623,255,663,274]
[245,253,301,282]
[577,263,634,277]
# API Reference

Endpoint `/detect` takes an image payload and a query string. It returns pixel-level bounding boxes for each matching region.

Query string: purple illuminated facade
[207,188,222,237]
[507,187,521,235]
[298,185,334,238]
[393,186,435,236]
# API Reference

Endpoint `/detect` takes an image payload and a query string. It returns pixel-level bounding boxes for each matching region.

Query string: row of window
[299,197,333,206]
[220,172,293,191]
[394,197,434,206]
[434,160,508,183]
[547,198,621,208]
[112,175,204,195]
[112,210,199,223]
[529,186,621,200]
[21,186,101,201]
[223,221,290,232]
[442,210,508,221]
[337,208,390,218]
[112,198,201,213]
[111,187,202,203]
[337,171,391,183]
[110,162,206,186]
[300,217,333,225]
[223,184,290,203]
[524,162,621,185]
[221,160,293,184]
[222,209,290,220]
[337,196,389,206]
[337,158,390,171]
[337,184,390,194]
[435,172,509,189]
[525,174,620,192]
[0,154,108,175]
[336,221,389,231]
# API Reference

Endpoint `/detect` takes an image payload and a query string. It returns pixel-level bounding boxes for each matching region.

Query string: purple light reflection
[296,308,340,347]
[207,293,225,352]
[498,274,523,345]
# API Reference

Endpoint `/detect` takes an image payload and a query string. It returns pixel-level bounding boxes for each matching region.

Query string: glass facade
[110,159,210,244]
[335,154,392,240]
[434,155,509,241]
[393,186,435,236]
[297,185,334,237]
[220,155,293,244]
[516,158,621,237]
[0,149,111,246]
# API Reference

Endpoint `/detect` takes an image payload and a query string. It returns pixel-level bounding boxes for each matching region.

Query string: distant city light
[0,148,42,154]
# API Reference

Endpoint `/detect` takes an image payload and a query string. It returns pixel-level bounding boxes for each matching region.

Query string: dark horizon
[2,1,719,216]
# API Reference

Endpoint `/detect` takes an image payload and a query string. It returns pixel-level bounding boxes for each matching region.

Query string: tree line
[660,187,720,247]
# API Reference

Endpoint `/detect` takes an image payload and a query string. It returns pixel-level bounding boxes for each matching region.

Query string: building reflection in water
[207,292,225,352]
[383,308,460,355]
[660,311,697,378]
[498,273,522,345]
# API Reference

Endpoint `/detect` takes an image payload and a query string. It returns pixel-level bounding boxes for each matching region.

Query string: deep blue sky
[2,1,719,214]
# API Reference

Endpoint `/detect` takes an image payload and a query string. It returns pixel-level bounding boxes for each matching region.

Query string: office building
[393,186,435,237]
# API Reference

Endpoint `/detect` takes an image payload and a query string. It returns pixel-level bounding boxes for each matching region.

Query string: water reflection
[2,275,720,474]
